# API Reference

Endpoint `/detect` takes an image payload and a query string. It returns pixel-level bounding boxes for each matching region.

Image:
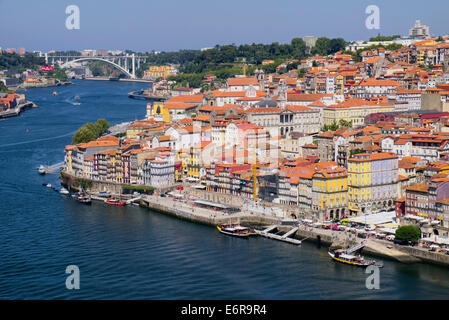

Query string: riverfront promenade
[136,191,426,263]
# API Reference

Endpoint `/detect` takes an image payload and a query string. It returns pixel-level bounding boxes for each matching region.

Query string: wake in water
[0,130,76,149]
[64,97,81,106]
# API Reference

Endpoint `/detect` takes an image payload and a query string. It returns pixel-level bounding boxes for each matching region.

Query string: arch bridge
[46,53,149,79]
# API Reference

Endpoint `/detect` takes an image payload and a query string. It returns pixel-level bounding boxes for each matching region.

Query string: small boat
[77,195,92,204]
[53,91,57,96]
[38,165,46,175]
[72,191,92,204]
[45,183,52,188]
[329,249,383,268]
[60,187,69,195]
[74,95,80,100]
[217,223,258,237]
[75,194,92,204]
[105,197,127,206]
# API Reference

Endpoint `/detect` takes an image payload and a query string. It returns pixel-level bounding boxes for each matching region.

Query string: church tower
[278,80,287,109]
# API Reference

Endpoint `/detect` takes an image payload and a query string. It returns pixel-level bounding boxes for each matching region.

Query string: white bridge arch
[60,57,134,78]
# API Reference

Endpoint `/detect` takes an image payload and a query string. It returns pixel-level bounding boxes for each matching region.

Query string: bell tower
[278,80,287,109]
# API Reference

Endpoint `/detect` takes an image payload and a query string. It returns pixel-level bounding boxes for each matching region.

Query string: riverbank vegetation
[72,119,110,144]
[122,185,154,194]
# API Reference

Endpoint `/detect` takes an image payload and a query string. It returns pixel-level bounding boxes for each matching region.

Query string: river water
[0,80,448,299]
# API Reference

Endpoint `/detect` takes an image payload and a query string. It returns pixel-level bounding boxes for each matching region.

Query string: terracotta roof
[358,79,402,87]
[349,152,398,162]
[227,77,259,86]
[406,183,429,193]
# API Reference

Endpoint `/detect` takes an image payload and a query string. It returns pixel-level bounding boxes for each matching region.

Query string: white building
[409,20,430,39]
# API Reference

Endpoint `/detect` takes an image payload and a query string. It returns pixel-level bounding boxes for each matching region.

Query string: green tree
[322,121,339,132]
[312,37,331,56]
[0,81,9,93]
[85,123,102,137]
[395,225,421,242]
[369,34,401,41]
[0,52,45,71]
[44,67,68,81]
[350,148,365,157]
[328,38,347,54]
[72,126,97,144]
[71,118,110,144]
[95,118,110,134]
[290,38,307,59]
[339,119,352,127]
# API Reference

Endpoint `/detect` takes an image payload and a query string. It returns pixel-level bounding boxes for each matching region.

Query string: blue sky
[0,0,448,52]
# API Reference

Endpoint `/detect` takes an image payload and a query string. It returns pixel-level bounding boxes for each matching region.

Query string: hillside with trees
[0,52,45,71]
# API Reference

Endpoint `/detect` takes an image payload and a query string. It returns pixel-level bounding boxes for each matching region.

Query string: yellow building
[348,152,398,216]
[323,99,395,127]
[150,101,170,123]
[186,141,213,180]
[143,66,177,79]
[64,145,76,173]
[126,120,160,139]
[147,101,198,124]
[178,149,189,178]
[187,147,201,179]
[312,166,348,220]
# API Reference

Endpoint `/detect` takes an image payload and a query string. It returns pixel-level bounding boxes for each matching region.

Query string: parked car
[367,231,377,238]
[357,233,367,239]
[386,235,395,241]
[332,224,339,231]
[337,225,346,231]
[322,224,331,229]
[348,227,357,234]
[376,233,386,240]
[365,225,375,231]
[394,239,417,246]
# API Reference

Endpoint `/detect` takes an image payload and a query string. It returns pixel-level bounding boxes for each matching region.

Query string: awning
[167,192,183,198]
[422,236,449,245]
[347,211,396,226]
[193,199,238,210]
[192,184,206,189]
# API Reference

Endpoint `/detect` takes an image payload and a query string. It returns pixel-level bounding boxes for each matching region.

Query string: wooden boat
[72,191,92,204]
[328,249,383,268]
[217,223,258,237]
[105,197,126,206]
[75,194,92,205]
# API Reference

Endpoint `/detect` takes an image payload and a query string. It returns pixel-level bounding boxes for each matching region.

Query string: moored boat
[217,223,258,237]
[60,187,69,195]
[105,197,126,206]
[77,195,92,204]
[73,192,92,204]
[328,249,383,268]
